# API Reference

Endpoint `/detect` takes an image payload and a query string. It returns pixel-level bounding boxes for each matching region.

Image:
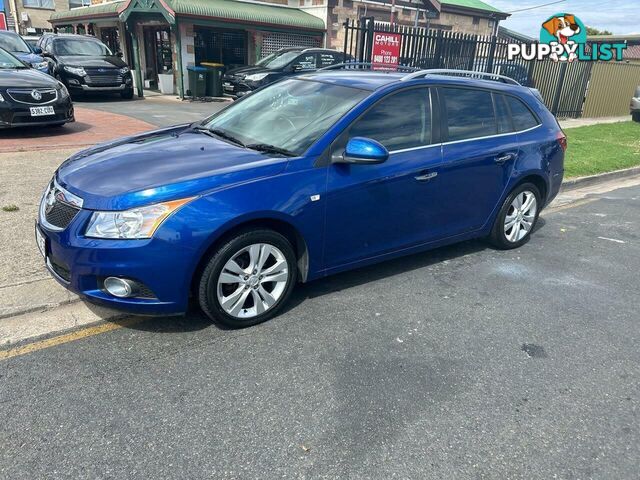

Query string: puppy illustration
[542,14,581,62]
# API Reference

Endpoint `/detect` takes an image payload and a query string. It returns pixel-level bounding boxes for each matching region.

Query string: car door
[323,87,444,270]
[435,87,518,236]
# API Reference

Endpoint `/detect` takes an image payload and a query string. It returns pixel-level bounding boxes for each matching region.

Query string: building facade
[6,0,88,34]
[48,0,506,97]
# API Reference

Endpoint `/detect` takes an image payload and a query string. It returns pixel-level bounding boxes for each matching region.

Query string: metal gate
[343,17,593,118]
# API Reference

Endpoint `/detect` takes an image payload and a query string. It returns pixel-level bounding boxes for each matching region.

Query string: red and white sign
[371,32,401,70]
[0,13,7,31]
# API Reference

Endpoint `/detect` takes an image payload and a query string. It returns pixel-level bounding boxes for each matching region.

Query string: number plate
[35,224,46,259]
[30,106,55,117]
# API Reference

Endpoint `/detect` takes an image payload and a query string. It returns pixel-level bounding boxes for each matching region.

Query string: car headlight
[85,197,194,239]
[57,82,69,99]
[244,73,269,82]
[119,66,130,75]
[32,61,48,70]
[0,93,4,102]
[64,66,86,77]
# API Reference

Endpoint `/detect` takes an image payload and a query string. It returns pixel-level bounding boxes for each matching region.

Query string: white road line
[597,236,627,244]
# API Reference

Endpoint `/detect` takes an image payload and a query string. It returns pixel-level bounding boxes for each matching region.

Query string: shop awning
[51,0,325,31]
[50,1,125,24]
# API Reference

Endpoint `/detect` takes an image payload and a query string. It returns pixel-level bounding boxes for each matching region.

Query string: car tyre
[489,182,541,250]
[121,88,134,100]
[632,112,640,123]
[198,229,297,328]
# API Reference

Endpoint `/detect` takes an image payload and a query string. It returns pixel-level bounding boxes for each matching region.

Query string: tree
[586,26,613,36]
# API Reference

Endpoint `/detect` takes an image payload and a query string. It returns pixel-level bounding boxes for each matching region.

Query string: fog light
[104,277,135,298]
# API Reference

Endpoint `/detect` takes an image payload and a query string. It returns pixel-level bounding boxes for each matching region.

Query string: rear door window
[442,87,497,141]
[506,96,540,131]
[493,94,513,134]
[318,52,342,67]
[349,88,431,151]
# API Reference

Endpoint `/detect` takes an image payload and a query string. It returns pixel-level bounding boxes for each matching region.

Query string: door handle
[495,153,516,165]
[414,171,438,182]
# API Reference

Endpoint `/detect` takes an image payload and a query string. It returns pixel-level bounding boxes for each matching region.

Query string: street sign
[371,32,401,70]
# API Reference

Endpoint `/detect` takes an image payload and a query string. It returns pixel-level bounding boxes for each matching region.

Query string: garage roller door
[261,32,322,58]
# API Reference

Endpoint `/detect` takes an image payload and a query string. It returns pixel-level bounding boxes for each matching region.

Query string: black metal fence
[343,17,592,118]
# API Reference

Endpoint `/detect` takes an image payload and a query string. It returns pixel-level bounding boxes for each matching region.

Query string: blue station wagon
[36,68,566,328]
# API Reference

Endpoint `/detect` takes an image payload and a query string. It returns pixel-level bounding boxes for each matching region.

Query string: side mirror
[335,137,389,164]
[41,51,51,58]
[116,51,123,58]
[32,46,42,54]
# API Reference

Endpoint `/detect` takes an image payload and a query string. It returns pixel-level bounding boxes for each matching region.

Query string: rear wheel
[489,183,541,249]
[632,111,640,122]
[198,230,297,328]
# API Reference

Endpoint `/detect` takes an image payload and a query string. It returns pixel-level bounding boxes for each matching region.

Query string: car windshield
[0,48,28,69]
[0,34,31,54]
[53,38,111,56]
[255,50,301,70]
[202,78,368,156]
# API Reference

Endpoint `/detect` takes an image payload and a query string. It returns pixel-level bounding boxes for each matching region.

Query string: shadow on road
[94,214,548,334]
[0,121,91,141]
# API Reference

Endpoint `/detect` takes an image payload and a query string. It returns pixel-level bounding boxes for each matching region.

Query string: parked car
[42,34,133,99]
[36,69,565,328]
[22,35,41,50]
[0,47,74,128]
[222,47,352,97]
[0,30,48,73]
[631,86,640,122]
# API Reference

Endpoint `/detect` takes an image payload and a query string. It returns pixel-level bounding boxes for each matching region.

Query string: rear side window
[494,94,513,134]
[506,96,539,131]
[442,88,497,141]
[318,52,342,67]
[349,88,431,151]
[292,53,317,71]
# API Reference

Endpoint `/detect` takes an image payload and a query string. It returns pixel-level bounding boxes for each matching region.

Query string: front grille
[85,70,122,86]
[6,88,57,105]
[49,257,71,282]
[45,200,80,229]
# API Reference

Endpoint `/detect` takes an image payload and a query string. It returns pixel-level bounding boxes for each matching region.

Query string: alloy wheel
[504,190,537,243]
[216,243,289,319]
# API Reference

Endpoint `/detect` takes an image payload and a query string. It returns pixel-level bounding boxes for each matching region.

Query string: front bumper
[222,78,257,98]
[0,97,74,129]
[36,209,194,316]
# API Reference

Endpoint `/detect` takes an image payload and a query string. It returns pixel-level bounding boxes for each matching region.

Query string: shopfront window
[194,27,247,68]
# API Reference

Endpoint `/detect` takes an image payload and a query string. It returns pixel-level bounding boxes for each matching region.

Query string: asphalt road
[74,94,230,127]
[1,184,638,479]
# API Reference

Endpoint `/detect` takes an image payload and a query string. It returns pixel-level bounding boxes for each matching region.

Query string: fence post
[433,29,443,68]
[551,61,568,115]
[486,35,497,73]
[365,17,375,63]
[343,19,349,60]
[357,16,368,63]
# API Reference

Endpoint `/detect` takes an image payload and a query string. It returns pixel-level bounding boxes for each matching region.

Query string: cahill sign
[508,13,626,63]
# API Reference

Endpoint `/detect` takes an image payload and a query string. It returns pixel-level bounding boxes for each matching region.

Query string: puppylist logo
[508,13,627,63]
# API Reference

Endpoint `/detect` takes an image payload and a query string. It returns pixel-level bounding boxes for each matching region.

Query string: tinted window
[0,33,31,53]
[494,94,513,134]
[507,96,539,131]
[442,88,497,141]
[53,38,111,56]
[318,52,342,67]
[291,53,317,71]
[349,88,431,151]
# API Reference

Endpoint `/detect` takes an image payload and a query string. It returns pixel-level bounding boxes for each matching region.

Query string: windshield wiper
[245,143,295,157]
[191,125,245,147]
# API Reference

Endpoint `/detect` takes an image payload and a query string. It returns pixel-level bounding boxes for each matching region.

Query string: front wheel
[489,183,541,249]
[121,88,134,100]
[198,230,297,328]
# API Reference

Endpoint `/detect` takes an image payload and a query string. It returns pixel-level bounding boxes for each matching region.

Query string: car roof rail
[401,69,521,85]
[319,62,419,72]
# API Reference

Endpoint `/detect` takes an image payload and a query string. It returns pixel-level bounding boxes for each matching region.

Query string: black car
[42,34,134,99]
[0,47,74,129]
[222,47,351,97]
